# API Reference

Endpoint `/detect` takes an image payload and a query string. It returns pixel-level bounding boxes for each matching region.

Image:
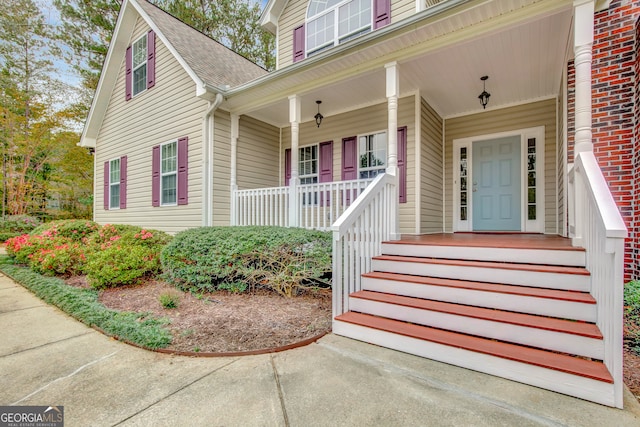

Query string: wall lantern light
[478,76,490,109]
[314,100,323,128]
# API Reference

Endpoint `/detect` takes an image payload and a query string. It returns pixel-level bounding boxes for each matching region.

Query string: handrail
[331,173,396,318]
[571,150,627,408]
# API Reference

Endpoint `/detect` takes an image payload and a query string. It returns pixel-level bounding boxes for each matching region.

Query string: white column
[288,95,301,227]
[230,114,239,225]
[385,62,400,240]
[573,0,594,156]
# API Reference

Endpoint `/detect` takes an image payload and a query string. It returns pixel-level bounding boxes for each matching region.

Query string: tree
[0,0,92,219]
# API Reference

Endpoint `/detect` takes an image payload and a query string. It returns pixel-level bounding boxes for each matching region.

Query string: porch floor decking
[393,233,583,252]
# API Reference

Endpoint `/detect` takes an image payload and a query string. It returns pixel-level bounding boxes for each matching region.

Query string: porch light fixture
[478,76,490,109]
[314,100,323,128]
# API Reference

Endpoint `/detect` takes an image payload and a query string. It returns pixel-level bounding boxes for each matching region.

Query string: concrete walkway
[1,272,640,427]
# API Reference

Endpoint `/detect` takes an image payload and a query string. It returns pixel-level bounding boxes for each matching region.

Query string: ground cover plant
[624,280,640,355]
[0,256,171,349]
[161,226,332,297]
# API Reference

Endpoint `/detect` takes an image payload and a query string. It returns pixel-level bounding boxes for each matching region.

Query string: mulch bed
[69,278,333,353]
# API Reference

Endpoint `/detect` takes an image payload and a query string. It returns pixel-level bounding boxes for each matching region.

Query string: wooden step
[334,311,612,383]
[349,291,604,359]
[361,271,597,321]
[371,255,591,291]
[381,242,586,267]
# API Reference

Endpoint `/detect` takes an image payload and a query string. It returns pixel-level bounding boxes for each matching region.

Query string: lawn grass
[0,255,172,349]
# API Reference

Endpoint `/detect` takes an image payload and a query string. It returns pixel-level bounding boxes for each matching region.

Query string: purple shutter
[284,149,291,186]
[147,30,156,89]
[177,137,188,205]
[125,46,132,100]
[373,0,391,29]
[319,141,333,206]
[104,161,110,210]
[152,145,160,206]
[293,25,305,63]
[398,127,407,203]
[120,156,127,209]
[342,137,358,204]
[341,137,357,180]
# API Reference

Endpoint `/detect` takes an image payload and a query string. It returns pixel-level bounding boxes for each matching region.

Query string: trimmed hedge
[161,226,332,297]
[0,257,171,349]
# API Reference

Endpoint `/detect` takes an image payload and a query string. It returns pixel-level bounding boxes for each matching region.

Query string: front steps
[333,235,618,407]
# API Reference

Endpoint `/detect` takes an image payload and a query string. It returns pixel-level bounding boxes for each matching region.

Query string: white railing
[232,178,373,230]
[568,151,627,408]
[331,173,397,319]
[233,186,290,227]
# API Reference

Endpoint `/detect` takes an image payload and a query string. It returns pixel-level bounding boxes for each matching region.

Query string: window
[161,141,177,205]
[306,0,372,56]
[299,145,319,185]
[359,131,386,179]
[132,35,147,96]
[109,158,121,209]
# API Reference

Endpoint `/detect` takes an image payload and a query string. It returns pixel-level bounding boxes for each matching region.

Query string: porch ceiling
[225,0,573,127]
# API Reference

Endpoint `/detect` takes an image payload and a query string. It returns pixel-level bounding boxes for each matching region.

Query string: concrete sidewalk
[1,272,640,427]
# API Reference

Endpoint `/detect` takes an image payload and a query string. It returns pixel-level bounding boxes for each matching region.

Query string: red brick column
[633,15,640,280]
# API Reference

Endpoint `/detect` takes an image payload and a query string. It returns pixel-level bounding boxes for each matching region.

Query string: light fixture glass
[314,100,323,127]
[478,76,490,109]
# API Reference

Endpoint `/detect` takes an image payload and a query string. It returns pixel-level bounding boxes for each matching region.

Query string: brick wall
[634,15,640,280]
[589,0,639,281]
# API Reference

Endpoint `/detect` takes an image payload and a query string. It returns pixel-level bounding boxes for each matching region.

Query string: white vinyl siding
[281,95,416,233]
[161,141,177,205]
[109,158,121,210]
[94,17,206,234]
[132,34,147,97]
[444,99,557,233]
[420,97,444,233]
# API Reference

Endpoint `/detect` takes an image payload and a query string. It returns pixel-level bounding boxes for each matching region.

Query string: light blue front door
[472,136,521,231]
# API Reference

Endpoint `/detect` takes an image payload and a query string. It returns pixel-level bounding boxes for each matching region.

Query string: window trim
[305,0,372,57]
[160,140,178,206]
[108,158,121,210]
[131,34,148,98]
[357,129,387,179]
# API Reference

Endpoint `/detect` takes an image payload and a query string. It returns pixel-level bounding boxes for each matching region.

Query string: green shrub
[85,244,162,289]
[625,281,640,355]
[161,226,331,297]
[28,241,87,276]
[159,291,180,309]
[86,224,172,250]
[30,219,100,242]
[0,215,40,241]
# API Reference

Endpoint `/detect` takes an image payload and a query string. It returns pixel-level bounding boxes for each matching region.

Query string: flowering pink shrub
[29,242,87,276]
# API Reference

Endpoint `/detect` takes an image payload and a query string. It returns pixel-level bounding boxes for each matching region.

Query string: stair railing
[568,150,627,408]
[331,172,396,319]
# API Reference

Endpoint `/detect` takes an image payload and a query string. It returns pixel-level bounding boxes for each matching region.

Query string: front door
[472,136,521,231]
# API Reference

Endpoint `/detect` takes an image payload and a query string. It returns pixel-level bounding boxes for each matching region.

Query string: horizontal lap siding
[212,111,231,226]
[95,17,207,234]
[392,0,415,23]
[281,96,416,233]
[420,97,443,233]
[277,0,306,69]
[444,99,557,233]
[237,116,280,189]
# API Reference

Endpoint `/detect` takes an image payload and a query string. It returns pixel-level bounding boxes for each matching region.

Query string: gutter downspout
[202,93,224,226]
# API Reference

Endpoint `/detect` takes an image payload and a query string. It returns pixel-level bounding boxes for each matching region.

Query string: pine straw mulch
[65,276,332,354]
[624,318,640,401]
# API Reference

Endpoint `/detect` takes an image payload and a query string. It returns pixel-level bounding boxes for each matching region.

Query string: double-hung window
[306,0,372,56]
[359,131,386,179]
[109,158,121,209]
[299,145,319,185]
[132,35,147,97]
[161,141,177,205]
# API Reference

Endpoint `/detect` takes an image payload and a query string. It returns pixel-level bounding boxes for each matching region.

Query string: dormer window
[306,0,372,56]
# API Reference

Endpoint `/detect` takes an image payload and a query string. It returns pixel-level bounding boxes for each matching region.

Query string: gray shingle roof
[137,0,268,89]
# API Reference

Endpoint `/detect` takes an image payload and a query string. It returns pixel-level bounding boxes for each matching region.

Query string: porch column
[573,0,594,155]
[385,61,400,240]
[288,95,301,227]
[230,114,239,225]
